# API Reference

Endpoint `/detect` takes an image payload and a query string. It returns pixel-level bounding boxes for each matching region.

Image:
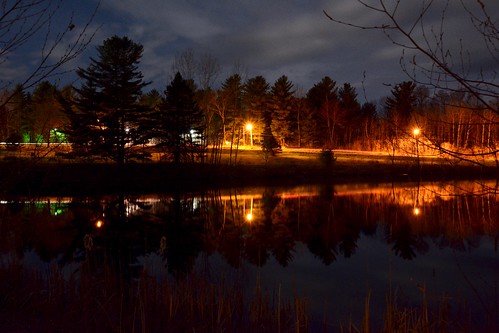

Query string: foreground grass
[0,262,308,333]
[0,261,477,333]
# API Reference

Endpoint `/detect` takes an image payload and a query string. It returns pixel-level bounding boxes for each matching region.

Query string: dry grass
[0,260,311,333]
[0,259,479,333]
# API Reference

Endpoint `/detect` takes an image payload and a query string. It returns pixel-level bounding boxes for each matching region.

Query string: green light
[50,128,67,143]
[50,204,67,216]
[22,132,31,143]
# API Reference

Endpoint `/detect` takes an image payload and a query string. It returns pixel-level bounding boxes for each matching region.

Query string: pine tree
[0,84,30,143]
[305,76,339,148]
[338,83,361,146]
[65,35,150,163]
[216,74,243,143]
[385,81,417,130]
[270,75,295,146]
[156,72,205,164]
[242,76,270,145]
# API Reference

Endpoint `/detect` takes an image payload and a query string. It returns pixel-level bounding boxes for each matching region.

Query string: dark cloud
[2,0,497,101]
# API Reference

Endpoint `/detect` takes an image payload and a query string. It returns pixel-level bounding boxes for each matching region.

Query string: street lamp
[413,127,421,177]
[245,123,253,147]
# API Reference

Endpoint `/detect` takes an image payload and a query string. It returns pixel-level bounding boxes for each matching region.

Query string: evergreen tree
[216,74,243,143]
[338,83,361,146]
[0,84,30,143]
[385,81,417,130]
[156,72,205,164]
[261,125,281,160]
[270,75,295,146]
[242,76,270,145]
[305,76,339,148]
[65,35,150,163]
[140,89,162,111]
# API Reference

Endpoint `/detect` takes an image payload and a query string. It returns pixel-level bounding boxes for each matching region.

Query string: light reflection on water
[0,180,498,330]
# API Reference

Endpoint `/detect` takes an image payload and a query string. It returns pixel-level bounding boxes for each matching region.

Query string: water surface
[1,180,498,331]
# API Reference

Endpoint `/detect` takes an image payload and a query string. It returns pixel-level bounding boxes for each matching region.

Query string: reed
[0,261,311,332]
[0,262,473,333]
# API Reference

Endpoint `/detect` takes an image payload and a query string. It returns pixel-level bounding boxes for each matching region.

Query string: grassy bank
[0,261,475,333]
[0,149,497,195]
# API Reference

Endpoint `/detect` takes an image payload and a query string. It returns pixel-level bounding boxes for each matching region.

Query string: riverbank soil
[0,148,497,195]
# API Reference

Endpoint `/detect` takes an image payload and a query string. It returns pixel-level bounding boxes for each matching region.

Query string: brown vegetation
[0,260,473,333]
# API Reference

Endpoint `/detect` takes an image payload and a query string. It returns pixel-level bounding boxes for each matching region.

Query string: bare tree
[170,48,197,84]
[0,0,99,104]
[170,48,221,90]
[198,52,221,90]
[324,0,498,164]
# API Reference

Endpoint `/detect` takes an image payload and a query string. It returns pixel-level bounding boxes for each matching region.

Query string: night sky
[2,0,498,101]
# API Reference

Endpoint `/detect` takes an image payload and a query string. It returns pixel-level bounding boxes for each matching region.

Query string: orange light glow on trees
[245,123,253,147]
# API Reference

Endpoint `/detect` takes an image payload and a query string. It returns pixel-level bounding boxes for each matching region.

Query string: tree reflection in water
[1,182,498,272]
[0,181,498,330]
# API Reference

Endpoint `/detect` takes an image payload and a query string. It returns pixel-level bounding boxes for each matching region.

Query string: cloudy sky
[3,0,498,101]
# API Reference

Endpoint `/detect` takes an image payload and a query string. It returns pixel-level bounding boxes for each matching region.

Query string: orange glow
[95,220,103,228]
[413,128,420,136]
[245,123,253,131]
[413,207,421,216]
[246,213,253,222]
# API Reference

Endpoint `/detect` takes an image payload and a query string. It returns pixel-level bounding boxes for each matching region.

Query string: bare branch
[0,0,100,94]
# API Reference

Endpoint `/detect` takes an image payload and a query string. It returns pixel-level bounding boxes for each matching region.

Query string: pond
[0,180,498,332]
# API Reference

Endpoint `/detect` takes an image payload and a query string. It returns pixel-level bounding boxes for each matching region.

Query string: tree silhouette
[31,81,67,144]
[0,85,29,143]
[270,75,296,146]
[242,76,270,144]
[215,74,243,145]
[385,81,417,131]
[338,83,361,146]
[305,76,339,148]
[156,72,205,164]
[65,36,151,164]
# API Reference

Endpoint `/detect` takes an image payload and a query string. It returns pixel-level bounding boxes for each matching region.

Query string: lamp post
[246,123,253,147]
[413,127,421,177]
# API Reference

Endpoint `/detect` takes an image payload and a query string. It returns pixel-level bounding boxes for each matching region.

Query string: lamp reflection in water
[413,182,421,217]
[95,219,104,228]
[245,197,254,222]
[413,207,421,216]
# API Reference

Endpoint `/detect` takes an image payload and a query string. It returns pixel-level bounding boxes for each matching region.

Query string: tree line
[1,35,497,164]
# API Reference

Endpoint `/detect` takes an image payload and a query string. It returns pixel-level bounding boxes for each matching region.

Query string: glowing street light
[246,123,253,147]
[413,127,421,173]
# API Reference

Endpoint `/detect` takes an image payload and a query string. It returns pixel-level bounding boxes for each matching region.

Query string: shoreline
[1,156,497,196]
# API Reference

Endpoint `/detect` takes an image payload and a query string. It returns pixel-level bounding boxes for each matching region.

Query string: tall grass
[0,261,476,333]
[0,260,311,333]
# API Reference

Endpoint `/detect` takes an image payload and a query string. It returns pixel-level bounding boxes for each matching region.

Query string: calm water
[1,181,498,331]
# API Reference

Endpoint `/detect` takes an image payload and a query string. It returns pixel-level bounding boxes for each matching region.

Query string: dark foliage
[64,35,151,164]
